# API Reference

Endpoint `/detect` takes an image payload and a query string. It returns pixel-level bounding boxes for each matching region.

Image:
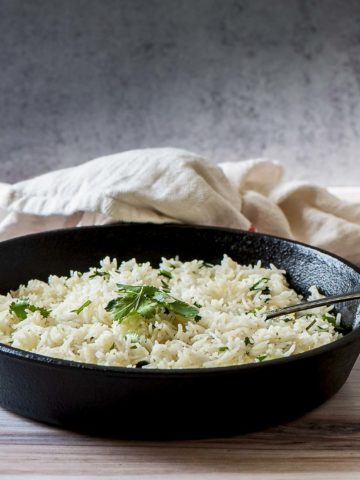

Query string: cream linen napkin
[0,147,359,265]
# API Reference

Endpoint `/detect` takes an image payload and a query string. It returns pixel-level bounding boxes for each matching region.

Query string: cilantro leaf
[200,261,214,268]
[322,313,346,333]
[244,336,254,346]
[136,297,159,318]
[260,286,271,296]
[9,298,51,320]
[117,284,156,294]
[106,284,201,324]
[89,269,110,280]
[306,319,316,331]
[282,317,294,323]
[218,346,228,352]
[105,296,141,322]
[256,355,267,362]
[71,299,92,315]
[166,299,199,318]
[159,270,172,279]
[9,298,30,320]
[250,278,269,291]
[161,279,170,292]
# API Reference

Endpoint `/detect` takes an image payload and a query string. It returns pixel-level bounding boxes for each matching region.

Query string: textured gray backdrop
[0,0,359,185]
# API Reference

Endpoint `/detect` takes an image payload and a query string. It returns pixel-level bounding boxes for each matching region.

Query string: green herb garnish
[256,355,267,362]
[218,346,229,352]
[89,269,110,280]
[161,279,170,292]
[244,336,254,346]
[322,313,346,333]
[322,313,336,325]
[306,319,316,331]
[71,299,92,315]
[159,270,172,279]
[250,278,269,291]
[247,306,263,315]
[201,261,214,268]
[250,278,271,297]
[106,284,201,324]
[9,298,51,320]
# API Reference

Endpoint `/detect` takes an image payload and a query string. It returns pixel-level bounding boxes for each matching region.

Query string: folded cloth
[0,147,359,265]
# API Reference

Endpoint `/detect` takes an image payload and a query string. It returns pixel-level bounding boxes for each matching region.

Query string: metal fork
[264,291,360,320]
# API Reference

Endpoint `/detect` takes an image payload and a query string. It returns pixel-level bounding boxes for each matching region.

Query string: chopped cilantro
[71,299,92,315]
[250,278,271,297]
[161,279,170,292]
[306,319,316,331]
[244,336,254,346]
[250,278,269,291]
[89,269,110,280]
[256,355,267,362]
[322,313,336,325]
[322,313,346,333]
[159,270,172,279]
[9,298,51,320]
[105,284,201,324]
[247,306,262,315]
[201,261,214,268]
[218,346,229,352]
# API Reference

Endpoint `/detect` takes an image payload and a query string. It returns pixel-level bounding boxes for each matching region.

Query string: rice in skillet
[0,255,342,368]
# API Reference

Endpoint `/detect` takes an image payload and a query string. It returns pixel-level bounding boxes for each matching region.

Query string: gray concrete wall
[0,0,359,185]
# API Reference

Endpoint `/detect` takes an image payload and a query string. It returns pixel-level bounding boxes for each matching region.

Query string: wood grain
[0,357,359,478]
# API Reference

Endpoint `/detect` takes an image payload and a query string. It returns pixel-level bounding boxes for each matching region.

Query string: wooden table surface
[0,356,359,479]
[1,188,359,479]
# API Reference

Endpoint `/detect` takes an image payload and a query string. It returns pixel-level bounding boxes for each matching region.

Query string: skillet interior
[0,223,359,437]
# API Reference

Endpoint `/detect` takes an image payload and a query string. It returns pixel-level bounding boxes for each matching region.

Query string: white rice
[0,255,342,369]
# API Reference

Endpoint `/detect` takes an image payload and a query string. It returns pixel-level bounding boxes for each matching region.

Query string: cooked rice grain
[0,255,342,368]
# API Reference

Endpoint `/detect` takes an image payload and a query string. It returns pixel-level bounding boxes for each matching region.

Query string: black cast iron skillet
[0,223,359,439]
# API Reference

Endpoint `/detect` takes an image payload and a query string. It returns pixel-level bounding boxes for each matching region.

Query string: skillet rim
[0,222,359,378]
